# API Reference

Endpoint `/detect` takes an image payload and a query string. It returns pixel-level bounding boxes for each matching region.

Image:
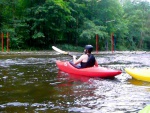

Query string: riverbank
[0,51,149,55]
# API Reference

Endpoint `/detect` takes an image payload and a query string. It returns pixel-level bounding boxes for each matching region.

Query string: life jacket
[81,54,95,68]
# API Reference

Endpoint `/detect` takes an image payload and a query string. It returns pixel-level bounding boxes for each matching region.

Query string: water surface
[0,52,150,113]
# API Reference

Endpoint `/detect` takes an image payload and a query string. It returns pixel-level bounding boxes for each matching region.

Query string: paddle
[52,46,73,57]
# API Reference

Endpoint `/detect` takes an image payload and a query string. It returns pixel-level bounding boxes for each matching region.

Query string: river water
[0,51,149,113]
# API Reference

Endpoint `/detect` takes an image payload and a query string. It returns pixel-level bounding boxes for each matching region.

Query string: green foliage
[80,20,108,39]
[0,0,150,51]
[123,0,150,50]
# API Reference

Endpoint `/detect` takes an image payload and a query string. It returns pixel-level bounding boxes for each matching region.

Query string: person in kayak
[72,45,98,68]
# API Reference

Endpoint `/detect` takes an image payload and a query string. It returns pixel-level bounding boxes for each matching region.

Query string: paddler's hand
[73,55,77,59]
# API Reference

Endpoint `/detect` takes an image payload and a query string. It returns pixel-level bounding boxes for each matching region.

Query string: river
[0,51,149,113]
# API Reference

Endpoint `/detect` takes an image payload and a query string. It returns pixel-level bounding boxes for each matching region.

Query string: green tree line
[0,0,150,50]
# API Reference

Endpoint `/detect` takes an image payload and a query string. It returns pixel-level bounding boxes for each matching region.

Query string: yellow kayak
[139,105,150,113]
[125,68,150,82]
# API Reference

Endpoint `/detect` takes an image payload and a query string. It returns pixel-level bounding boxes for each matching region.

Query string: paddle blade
[52,46,69,55]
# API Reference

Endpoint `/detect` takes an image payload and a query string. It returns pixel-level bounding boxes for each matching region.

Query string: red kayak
[56,60,122,78]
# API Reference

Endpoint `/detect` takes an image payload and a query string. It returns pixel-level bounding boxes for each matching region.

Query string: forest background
[0,0,150,51]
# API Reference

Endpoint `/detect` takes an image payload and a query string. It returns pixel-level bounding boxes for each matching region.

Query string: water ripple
[0,53,149,113]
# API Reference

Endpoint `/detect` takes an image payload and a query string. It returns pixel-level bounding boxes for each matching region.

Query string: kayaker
[72,45,98,68]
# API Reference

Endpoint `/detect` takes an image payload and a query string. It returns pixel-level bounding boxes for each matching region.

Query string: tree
[123,0,150,50]
[95,0,127,50]
[0,0,149,50]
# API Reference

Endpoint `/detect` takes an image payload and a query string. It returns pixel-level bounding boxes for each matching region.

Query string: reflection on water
[0,52,149,113]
